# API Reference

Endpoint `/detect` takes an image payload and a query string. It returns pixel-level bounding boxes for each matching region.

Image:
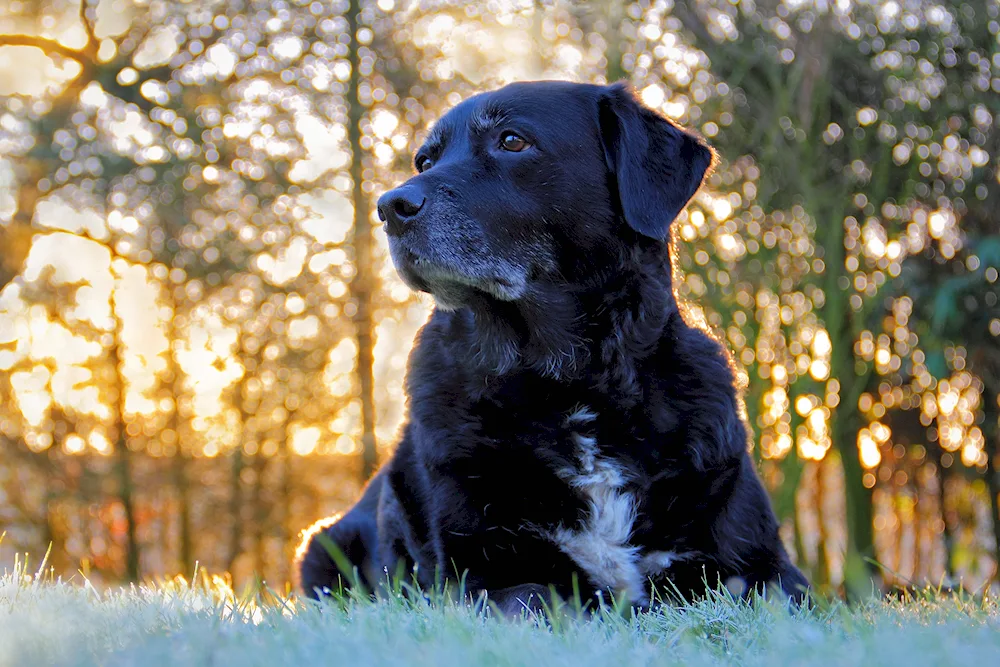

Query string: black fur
[296,81,808,612]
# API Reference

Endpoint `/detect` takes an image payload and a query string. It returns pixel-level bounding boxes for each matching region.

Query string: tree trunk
[346,0,379,481]
[42,451,57,566]
[832,411,875,593]
[604,0,626,82]
[252,450,267,577]
[982,387,1000,581]
[828,316,877,596]
[927,441,956,582]
[227,443,244,575]
[166,288,193,576]
[988,454,1000,583]
[172,448,192,576]
[816,458,832,586]
[278,414,296,585]
[776,382,808,571]
[110,314,140,583]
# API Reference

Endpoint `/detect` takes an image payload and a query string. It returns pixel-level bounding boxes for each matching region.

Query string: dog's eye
[499,133,530,152]
[416,156,433,173]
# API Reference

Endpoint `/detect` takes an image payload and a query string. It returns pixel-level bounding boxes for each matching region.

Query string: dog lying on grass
[296,80,808,614]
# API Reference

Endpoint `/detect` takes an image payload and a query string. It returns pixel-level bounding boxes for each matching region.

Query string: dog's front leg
[485,583,552,618]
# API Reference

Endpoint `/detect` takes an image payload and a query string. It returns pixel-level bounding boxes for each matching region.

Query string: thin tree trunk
[928,442,956,582]
[604,0,626,82]
[252,451,268,577]
[982,387,1000,581]
[828,320,876,595]
[916,479,930,584]
[166,288,193,576]
[988,454,1000,583]
[279,416,295,586]
[227,442,244,575]
[346,0,378,481]
[42,450,56,564]
[229,340,264,577]
[254,407,291,582]
[794,466,815,584]
[815,459,831,586]
[110,315,140,582]
[778,383,807,572]
[172,448,192,576]
[822,213,877,595]
[893,488,904,585]
[831,398,875,589]
[527,0,545,77]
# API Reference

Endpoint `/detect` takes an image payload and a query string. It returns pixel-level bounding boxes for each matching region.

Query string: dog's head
[378,81,714,311]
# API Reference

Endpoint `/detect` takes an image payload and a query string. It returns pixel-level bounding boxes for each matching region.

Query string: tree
[345,0,379,482]
[669,0,998,593]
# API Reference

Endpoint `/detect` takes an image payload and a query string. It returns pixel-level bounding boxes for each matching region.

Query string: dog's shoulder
[638,311,751,467]
[657,307,741,388]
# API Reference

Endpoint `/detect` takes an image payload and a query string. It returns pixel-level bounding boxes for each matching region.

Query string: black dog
[296,81,808,614]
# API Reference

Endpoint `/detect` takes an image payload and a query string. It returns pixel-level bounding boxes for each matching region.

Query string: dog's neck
[449,242,677,403]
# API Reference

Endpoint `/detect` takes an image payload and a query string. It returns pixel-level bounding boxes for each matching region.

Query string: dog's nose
[377,186,426,236]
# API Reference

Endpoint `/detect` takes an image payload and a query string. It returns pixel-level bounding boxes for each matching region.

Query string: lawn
[2,557,999,667]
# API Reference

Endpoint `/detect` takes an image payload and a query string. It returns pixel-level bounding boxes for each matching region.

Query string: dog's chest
[535,405,676,604]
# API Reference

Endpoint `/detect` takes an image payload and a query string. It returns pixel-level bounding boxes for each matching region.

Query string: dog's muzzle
[377,184,426,238]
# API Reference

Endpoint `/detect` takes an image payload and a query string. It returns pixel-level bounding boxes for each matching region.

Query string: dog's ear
[598,82,715,239]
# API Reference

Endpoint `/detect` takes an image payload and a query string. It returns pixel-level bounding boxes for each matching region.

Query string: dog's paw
[488,583,552,619]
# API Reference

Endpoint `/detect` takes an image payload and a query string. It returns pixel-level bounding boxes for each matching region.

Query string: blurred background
[0,0,997,598]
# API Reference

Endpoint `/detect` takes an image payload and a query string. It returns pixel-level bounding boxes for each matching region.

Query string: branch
[0,1,99,67]
[0,34,86,62]
[97,62,174,114]
[80,0,100,60]
[670,1,718,55]
[669,3,753,88]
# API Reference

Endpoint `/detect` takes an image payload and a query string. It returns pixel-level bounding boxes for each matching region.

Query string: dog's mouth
[389,244,526,305]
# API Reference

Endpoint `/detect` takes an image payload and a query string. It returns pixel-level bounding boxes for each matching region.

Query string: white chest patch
[543,405,648,604]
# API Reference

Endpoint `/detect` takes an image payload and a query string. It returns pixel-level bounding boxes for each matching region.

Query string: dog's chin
[390,247,527,310]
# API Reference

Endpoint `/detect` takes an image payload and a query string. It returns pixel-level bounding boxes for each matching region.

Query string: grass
[1,555,999,667]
